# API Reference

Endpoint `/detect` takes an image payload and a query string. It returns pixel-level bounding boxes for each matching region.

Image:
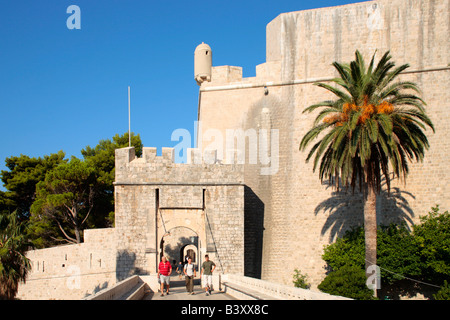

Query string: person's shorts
[160,274,170,285]
[202,274,213,288]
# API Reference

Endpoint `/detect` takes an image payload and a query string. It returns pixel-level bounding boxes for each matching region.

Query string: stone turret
[194,42,212,85]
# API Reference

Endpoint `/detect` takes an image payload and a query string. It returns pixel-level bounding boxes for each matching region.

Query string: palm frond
[299,49,434,195]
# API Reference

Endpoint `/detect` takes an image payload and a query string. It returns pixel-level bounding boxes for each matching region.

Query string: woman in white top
[184,257,196,295]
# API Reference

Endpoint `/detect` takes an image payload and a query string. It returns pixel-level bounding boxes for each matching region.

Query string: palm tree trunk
[364,181,378,297]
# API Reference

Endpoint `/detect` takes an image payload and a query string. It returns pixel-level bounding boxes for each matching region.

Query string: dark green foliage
[0,211,33,299]
[81,132,143,186]
[0,151,66,219]
[81,132,143,227]
[322,227,365,271]
[377,224,423,284]
[0,191,15,215]
[413,205,450,282]
[320,206,450,298]
[1,132,143,248]
[31,157,97,244]
[317,265,377,300]
[433,280,450,300]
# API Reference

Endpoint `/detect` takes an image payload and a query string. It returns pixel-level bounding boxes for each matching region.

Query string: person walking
[176,261,183,280]
[184,257,196,295]
[200,254,216,296]
[158,256,172,297]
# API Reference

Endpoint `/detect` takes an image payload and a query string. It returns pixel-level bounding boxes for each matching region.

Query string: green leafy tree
[81,132,143,185]
[0,152,66,219]
[81,132,143,226]
[31,158,97,244]
[1,132,143,248]
[0,191,15,215]
[0,211,33,300]
[413,205,450,282]
[27,210,61,249]
[299,50,434,292]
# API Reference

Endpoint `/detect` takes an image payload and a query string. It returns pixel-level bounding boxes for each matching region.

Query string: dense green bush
[317,265,376,300]
[377,224,423,284]
[319,205,450,299]
[433,280,450,300]
[322,223,421,284]
[413,205,450,282]
[322,227,365,271]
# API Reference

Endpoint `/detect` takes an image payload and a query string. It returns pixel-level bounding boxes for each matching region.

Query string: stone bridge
[83,273,350,300]
[17,146,350,300]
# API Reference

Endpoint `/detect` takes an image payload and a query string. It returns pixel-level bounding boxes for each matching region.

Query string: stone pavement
[142,274,236,300]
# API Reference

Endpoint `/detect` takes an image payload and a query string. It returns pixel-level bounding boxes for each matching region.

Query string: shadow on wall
[244,186,264,279]
[315,179,416,241]
[83,281,109,298]
[116,250,145,281]
[163,236,197,266]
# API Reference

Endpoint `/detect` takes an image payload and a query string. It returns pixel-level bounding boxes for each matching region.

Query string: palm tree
[0,211,33,299]
[299,50,434,294]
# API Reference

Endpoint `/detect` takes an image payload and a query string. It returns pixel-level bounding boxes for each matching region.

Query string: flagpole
[128,86,131,147]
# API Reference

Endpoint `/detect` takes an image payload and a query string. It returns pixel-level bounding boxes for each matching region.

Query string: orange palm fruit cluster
[323,98,394,126]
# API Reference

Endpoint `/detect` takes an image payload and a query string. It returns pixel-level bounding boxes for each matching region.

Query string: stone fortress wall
[17,0,450,299]
[17,228,117,299]
[18,146,247,299]
[113,146,246,280]
[197,0,450,286]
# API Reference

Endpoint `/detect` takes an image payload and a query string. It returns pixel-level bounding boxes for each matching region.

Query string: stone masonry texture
[18,0,449,299]
[198,0,450,287]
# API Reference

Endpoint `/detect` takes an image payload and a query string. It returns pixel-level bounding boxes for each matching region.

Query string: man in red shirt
[158,256,172,296]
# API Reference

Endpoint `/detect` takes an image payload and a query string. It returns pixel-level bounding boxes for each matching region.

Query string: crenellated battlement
[114,147,244,185]
[18,0,450,300]
[116,147,225,165]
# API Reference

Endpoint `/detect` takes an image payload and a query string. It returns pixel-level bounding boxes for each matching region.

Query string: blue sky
[0,0,363,189]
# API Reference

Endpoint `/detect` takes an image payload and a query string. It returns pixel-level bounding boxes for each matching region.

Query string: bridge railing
[221,274,352,300]
[83,275,147,300]
[82,273,351,300]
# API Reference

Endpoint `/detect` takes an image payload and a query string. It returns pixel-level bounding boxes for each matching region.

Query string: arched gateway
[160,226,200,267]
[114,146,246,279]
